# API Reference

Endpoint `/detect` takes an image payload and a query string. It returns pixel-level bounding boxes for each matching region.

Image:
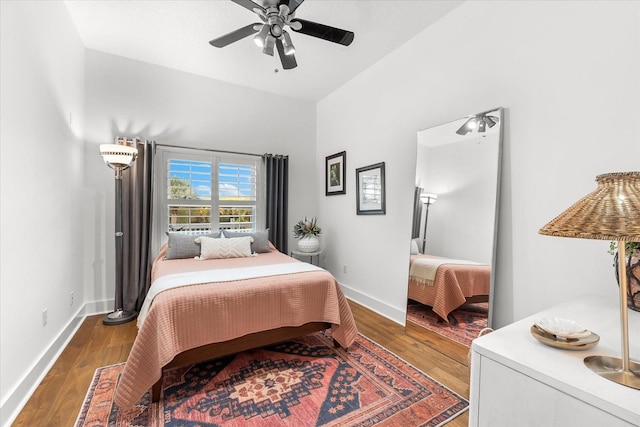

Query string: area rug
[406,301,488,347]
[75,332,468,427]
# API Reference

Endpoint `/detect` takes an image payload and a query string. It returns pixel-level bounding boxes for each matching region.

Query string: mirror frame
[408,107,503,330]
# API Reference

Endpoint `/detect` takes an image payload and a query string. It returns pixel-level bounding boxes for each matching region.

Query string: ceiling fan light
[456,117,476,135]
[456,122,470,135]
[484,115,498,128]
[253,24,269,47]
[282,31,295,55]
[263,34,276,56]
[270,23,283,38]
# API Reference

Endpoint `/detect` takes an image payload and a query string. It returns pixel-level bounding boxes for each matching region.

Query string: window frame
[154,147,265,248]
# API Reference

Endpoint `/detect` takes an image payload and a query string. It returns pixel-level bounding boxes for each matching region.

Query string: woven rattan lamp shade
[539,171,640,390]
[539,172,640,242]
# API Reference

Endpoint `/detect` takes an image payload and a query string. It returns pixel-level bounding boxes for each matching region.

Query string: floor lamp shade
[100,143,137,169]
[539,171,640,389]
[101,138,138,326]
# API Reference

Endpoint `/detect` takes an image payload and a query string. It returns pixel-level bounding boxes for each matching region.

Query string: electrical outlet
[70,291,74,306]
[42,309,47,327]
[343,265,347,274]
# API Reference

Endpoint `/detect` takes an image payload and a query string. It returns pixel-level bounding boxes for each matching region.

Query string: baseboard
[0,304,93,427]
[85,298,113,316]
[339,282,407,326]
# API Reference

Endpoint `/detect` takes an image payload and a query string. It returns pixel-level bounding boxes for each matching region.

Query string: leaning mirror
[406,108,503,353]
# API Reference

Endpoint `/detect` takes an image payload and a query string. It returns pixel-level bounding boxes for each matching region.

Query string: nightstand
[290,249,323,266]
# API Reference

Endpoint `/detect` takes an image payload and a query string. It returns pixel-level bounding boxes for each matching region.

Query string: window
[156,148,264,237]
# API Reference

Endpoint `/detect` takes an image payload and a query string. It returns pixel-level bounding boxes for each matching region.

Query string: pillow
[410,239,421,255]
[222,229,271,253]
[165,231,221,260]
[195,236,254,260]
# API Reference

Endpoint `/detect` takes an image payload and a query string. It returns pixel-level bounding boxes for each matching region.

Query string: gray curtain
[263,154,289,253]
[122,139,156,312]
[411,186,423,239]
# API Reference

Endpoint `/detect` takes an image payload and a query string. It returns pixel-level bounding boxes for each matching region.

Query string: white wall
[0,0,85,423]
[316,0,640,327]
[0,4,316,423]
[417,135,500,265]
[82,50,317,307]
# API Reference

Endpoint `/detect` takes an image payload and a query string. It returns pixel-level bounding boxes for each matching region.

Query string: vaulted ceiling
[64,0,463,101]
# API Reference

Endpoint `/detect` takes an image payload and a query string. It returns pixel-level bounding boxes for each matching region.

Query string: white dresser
[469,293,640,427]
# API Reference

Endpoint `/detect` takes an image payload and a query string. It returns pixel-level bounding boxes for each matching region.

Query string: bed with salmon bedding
[114,233,358,408]
[408,254,490,322]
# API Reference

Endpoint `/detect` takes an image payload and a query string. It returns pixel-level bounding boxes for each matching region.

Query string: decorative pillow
[165,231,221,260]
[410,239,421,255]
[195,236,254,260]
[222,229,271,253]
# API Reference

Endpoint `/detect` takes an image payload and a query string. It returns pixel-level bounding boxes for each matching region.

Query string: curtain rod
[156,143,264,158]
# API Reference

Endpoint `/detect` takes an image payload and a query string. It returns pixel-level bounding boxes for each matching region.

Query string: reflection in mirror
[406,108,502,352]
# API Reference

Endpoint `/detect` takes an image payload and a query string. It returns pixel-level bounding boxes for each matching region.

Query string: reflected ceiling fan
[456,109,500,135]
[209,0,354,70]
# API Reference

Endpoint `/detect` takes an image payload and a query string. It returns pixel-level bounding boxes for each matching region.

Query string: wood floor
[12,300,470,426]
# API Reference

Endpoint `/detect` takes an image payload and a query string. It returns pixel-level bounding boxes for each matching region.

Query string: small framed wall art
[356,162,386,215]
[326,151,346,196]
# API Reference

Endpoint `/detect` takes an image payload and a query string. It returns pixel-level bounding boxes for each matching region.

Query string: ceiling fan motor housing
[264,5,289,38]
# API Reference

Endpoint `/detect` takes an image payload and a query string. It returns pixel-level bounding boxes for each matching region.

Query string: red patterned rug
[75,332,468,426]
[406,301,488,347]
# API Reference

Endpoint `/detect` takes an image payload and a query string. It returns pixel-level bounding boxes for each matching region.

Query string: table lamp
[539,171,640,389]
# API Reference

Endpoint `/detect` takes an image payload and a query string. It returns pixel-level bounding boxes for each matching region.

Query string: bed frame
[151,321,333,401]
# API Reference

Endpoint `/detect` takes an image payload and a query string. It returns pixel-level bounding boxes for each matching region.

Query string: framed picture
[356,162,386,215]
[325,151,346,196]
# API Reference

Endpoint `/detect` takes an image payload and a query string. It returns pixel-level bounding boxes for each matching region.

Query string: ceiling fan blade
[231,0,266,14]
[280,0,304,15]
[276,38,297,69]
[456,118,473,135]
[209,23,261,48]
[290,18,354,46]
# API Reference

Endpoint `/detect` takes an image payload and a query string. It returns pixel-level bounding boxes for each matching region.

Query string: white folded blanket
[409,257,481,288]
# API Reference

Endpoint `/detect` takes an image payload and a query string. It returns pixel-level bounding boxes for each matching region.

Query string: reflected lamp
[420,193,438,254]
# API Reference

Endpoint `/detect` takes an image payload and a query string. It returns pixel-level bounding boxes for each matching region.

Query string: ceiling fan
[209,0,354,70]
[456,109,500,135]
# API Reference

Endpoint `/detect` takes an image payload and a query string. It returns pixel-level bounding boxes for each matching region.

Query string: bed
[113,239,358,408]
[408,254,490,321]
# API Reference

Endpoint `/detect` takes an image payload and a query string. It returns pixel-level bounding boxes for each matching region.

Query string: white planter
[297,235,320,253]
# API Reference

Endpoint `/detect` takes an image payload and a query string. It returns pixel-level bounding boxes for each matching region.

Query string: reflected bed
[408,254,490,321]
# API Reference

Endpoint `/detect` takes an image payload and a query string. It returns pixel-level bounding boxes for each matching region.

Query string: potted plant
[609,241,640,312]
[293,217,321,253]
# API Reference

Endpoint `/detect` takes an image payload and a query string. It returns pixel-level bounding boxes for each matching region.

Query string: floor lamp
[421,193,438,254]
[100,138,138,326]
[539,171,640,389]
